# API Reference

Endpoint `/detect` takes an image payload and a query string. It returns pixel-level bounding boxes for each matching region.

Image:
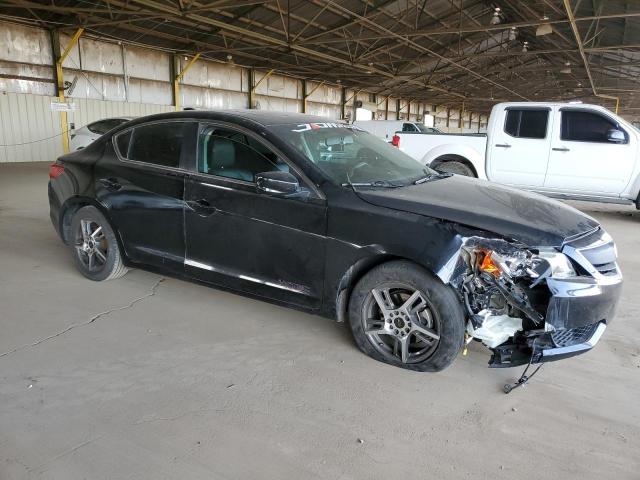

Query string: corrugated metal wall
[0,92,62,163]
[0,92,174,163]
[0,19,488,162]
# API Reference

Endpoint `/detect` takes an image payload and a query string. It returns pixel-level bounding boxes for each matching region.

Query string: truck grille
[551,322,600,347]
[563,228,620,279]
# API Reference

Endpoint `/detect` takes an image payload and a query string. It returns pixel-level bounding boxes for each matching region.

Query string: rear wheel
[70,206,128,281]
[348,261,465,372]
[435,160,475,177]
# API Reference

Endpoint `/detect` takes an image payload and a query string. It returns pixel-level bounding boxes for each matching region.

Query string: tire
[70,206,128,281]
[348,260,465,372]
[435,160,475,177]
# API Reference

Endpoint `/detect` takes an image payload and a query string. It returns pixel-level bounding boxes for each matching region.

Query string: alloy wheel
[362,283,441,364]
[75,219,108,272]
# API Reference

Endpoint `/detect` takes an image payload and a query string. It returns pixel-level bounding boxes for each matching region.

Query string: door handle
[495,143,511,148]
[186,198,217,216]
[99,177,121,191]
[552,147,570,152]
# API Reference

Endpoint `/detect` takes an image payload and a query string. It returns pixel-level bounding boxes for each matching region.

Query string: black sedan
[48,110,622,372]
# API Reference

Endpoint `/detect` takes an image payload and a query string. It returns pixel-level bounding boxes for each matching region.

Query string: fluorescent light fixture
[490,7,501,25]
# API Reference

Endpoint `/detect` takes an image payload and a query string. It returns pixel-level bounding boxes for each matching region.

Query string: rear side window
[561,111,625,143]
[504,109,548,139]
[115,130,131,156]
[116,122,188,168]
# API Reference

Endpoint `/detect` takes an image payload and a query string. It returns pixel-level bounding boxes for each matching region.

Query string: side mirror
[255,171,304,198]
[606,128,626,144]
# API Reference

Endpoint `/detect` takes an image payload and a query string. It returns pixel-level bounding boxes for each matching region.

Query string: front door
[184,123,327,308]
[486,107,552,187]
[544,108,636,196]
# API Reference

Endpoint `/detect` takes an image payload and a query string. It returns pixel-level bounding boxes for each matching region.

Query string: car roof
[493,101,610,111]
[120,109,335,128]
[89,116,135,123]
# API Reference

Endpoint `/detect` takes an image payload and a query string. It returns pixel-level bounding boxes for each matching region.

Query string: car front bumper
[490,268,622,368]
[540,321,607,362]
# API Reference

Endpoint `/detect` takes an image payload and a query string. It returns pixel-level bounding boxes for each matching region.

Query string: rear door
[486,106,552,187]
[544,108,636,195]
[98,120,196,272]
[183,122,327,308]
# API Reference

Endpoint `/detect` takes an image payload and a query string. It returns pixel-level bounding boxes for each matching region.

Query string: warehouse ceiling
[2,0,640,115]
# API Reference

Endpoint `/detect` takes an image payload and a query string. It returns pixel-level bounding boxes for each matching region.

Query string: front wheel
[70,206,128,281]
[348,261,465,372]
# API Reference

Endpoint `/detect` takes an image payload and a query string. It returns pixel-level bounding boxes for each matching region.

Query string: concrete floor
[1,162,639,480]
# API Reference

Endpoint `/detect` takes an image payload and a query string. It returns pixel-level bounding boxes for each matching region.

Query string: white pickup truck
[396,102,640,207]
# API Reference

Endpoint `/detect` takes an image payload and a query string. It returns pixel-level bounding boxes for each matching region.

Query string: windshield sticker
[291,123,363,132]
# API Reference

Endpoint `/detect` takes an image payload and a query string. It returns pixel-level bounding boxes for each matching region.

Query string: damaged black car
[48,110,622,373]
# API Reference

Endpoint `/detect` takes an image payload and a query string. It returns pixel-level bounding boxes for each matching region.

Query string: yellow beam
[303,80,326,113]
[376,95,389,107]
[59,28,84,64]
[56,27,84,154]
[345,89,362,104]
[253,69,275,92]
[305,80,325,99]
[174,53,201,111]
[597,94,620,114]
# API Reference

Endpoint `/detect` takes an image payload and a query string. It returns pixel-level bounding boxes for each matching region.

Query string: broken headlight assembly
[440,230,621,391]
[456,239,575,353]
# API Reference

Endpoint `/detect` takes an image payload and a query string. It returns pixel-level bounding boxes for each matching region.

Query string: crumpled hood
[356,175,599,247]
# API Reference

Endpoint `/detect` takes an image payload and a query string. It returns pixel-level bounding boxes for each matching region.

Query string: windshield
[269,122,435,185]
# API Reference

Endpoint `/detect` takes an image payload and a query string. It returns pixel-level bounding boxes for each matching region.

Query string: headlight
[475,249,529,279]
[473,245,575,281]
[534,249,576,279]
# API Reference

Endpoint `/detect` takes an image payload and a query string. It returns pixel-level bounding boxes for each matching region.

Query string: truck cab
[397,102,640,208]
[486,103,638,202]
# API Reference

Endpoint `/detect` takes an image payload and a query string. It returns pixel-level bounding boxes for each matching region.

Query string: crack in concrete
[29,435,104,475]
[0,277,164,359]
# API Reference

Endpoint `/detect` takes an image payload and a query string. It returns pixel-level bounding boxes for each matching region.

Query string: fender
[622,168,640,204]
[58,196,129,262]
[420,143,487,179]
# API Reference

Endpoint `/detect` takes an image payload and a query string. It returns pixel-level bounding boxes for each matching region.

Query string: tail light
[49,163,65,179]
[391,134,400,148]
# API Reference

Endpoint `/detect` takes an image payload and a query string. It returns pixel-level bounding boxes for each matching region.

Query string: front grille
[551,322,600,347]
[563,228,619,278]
[592,261,618,276]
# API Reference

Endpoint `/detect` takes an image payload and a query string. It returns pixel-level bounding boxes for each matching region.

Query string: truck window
[402,123,417,132]
[504,109,548,139]
[561,110,626,143]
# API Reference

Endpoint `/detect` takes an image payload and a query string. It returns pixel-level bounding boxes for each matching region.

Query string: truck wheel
[348,260,465,372]
[435,160,474,177]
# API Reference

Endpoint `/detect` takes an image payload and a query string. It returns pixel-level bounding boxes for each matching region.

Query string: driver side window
[198,126,288,182]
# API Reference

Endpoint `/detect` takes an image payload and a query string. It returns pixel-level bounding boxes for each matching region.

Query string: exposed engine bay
[438,231,621,368]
